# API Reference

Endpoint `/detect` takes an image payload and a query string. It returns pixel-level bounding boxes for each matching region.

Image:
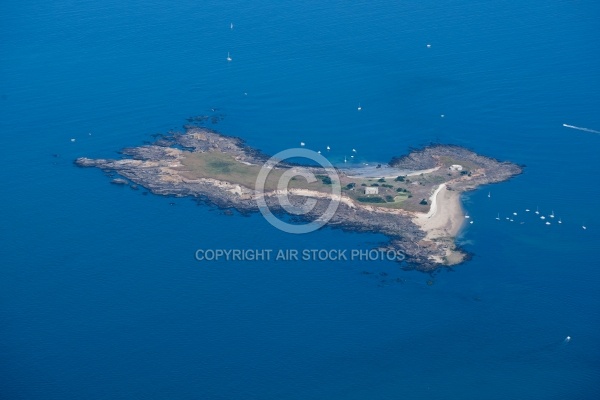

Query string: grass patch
[357,196,386,203]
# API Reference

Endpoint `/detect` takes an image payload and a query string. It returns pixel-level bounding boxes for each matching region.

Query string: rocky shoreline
[75,127,522,271]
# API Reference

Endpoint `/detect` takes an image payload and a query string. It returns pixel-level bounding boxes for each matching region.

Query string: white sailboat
[357,103,362,111]
[495,213,500,220]
[550,210,555,218]
[535,206,540,215]
[488,192,491,198]
[227,52,232,61]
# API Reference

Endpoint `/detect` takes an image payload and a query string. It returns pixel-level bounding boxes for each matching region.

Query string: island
[75,124,522,271]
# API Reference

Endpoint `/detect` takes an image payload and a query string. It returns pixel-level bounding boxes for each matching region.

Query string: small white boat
[540,216,546,220]
[227,52,232,61]
[352,149,357,153]
[495,213,500,220]
[326,146,331,151]
[582,226,587,230]
[465,213,470,219]
[535,207,540,215]
[230,22,234,30]
[550,211,555,218]
[525,209,530,212]
[513,212,517,216]
[545,221,551,225]
[470,221,474,224]
[300,142,305,147]
[488,192,491,198]
[357,103,362,111]
[558,218,562,224]
[344,156,347,163]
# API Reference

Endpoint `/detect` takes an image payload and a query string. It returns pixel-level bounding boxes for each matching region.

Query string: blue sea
[1,1,599,398]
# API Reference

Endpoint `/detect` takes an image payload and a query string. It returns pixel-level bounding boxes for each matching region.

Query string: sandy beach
[342,165,440,179]
[413,183,464,240]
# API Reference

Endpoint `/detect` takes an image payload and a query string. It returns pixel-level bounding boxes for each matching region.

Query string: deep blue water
[1,1,600,398]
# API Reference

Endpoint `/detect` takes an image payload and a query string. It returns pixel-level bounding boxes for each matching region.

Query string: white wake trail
[563,124,600,134]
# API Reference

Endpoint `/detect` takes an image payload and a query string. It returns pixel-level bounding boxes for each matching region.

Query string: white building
[449,164,463,171]
[364,187,379,195]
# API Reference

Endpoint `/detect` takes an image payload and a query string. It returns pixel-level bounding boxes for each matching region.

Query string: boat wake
[563,124,600,134]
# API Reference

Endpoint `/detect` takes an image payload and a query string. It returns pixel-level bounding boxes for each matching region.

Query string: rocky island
[75,125,522,271]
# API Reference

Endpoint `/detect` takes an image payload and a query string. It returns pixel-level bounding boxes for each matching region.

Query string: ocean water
[1,0,600,399]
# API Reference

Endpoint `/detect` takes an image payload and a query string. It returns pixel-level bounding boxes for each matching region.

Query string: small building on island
[364,187,379,195]
[449,164,463,172]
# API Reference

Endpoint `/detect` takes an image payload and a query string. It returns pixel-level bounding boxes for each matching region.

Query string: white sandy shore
[343,165,440,179]
[412,183,464,240]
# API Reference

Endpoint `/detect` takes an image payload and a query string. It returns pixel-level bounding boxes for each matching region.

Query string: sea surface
[1,1,600,399]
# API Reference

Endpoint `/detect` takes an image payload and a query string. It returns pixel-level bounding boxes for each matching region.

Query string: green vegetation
[357,196,386,203]
[316,175,332,185]
[381,184,393,188]
[419,199,428,205]
[180,151,334,192]
[394,176,405,182]
[378,178,386,183]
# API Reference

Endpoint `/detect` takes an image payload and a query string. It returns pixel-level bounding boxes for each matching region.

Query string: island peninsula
[76,125,522,271]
